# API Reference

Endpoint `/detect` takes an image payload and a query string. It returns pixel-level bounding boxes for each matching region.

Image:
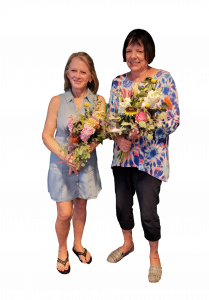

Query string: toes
[79,255,86,263]
[87,251,91,262]
[57,263,64,272]
[65,263,69,270]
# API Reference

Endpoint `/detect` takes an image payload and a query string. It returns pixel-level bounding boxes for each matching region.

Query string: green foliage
[72,143,91,170]
[119,127,124,135]
[121,121,131,126]
[138,91,146,97]
[97,133,105,143]
[161,102,168,110]
[139,121,146,128]
[147,134,153,141]
[158,112,167,121]
[148,124,155,130]
[117,150,127,162]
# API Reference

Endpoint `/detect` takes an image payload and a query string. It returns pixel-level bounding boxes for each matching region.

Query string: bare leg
[72,198,91,263]
[119,229,134,253]
[56,201,73,272]
[149,240,161,267]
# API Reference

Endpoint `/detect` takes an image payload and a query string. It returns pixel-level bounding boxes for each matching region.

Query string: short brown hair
[122,29,155,64]
[64,52,99,93]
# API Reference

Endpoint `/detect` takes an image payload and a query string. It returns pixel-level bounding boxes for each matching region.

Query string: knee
[57,210,73,223]
[73,198,87,212]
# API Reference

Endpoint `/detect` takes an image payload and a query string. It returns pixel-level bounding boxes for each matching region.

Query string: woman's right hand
[61,152,81,175]
[114,135,132,152]
[68,154,81,175]
[68,166,80,175]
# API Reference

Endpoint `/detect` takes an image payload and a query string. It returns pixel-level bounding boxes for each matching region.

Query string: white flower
[118,97,132,114]
[142,89,162,108]
[124,97,131,102]
[120,97,131,108]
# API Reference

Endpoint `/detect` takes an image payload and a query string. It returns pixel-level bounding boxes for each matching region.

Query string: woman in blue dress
[42,52,106,274]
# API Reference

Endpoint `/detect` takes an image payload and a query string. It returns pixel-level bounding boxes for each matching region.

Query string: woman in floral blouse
[107,29,180,283]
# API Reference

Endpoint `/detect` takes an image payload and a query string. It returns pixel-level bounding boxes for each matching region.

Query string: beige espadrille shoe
[148,265,162,283]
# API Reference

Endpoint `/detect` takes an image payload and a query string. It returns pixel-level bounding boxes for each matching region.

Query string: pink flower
[80,123,95,142]
[120,87,132,99]
[67,115,77,133]
[135,111,149,123]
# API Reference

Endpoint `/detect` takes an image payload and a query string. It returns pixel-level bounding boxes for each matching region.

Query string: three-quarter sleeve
[108,79,116,113]
[107,80,118,132]
[155,74,180,139]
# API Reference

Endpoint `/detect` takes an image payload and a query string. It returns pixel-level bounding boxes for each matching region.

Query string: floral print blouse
[109,69,180,182]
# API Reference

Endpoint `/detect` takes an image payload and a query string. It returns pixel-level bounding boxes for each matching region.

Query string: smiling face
[125,42,148,73]
[67,57,92,92]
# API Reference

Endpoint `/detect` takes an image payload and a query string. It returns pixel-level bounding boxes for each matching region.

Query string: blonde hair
[64,52,99,93]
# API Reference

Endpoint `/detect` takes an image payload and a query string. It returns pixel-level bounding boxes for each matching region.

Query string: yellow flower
[84,102,89,107]
[133,83,138,97]
[124,107,138,116]
[82,114,85,117]
[151,78,157,84]
[145,103,150,108]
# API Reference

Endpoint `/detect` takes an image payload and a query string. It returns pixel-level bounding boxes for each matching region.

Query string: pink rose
[135,111,149,123]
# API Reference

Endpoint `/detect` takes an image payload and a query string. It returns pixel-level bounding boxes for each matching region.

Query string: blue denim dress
[47,88,102,202]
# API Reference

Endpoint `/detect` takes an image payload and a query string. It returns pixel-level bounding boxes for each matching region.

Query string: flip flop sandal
[148,265,162,283]
[57,251,71,274]
[72,247,92,264]
[107,244,134,263]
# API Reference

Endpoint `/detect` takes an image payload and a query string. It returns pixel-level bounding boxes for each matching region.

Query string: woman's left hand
[129,128,140,140]
[89,142,99,153]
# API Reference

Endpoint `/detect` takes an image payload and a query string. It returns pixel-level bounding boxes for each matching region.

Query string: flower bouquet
[60,99,106,171]
[107,77,172,162]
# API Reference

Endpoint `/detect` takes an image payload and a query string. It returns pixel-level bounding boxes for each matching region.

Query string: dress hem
[49,187,102,202]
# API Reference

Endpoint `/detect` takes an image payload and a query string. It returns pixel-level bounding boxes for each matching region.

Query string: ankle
[73,242,82,250]
[58,245,67,252]
[150,251,159,258]
[124,240,133,247]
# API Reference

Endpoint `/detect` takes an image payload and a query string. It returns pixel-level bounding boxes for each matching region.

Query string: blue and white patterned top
[109,70,180,182]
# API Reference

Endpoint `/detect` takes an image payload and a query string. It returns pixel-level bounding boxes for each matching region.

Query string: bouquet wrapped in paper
[60,99,106,171]
[107,77,173,162]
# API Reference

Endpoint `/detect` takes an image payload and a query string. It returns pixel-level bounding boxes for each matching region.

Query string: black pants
[112,167,162,241]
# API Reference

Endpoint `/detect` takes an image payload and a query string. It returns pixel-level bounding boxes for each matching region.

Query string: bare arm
[42,96,77,172]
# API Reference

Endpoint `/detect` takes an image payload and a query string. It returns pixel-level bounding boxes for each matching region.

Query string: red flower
[69,135,80,144]
[163,96,172,109]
